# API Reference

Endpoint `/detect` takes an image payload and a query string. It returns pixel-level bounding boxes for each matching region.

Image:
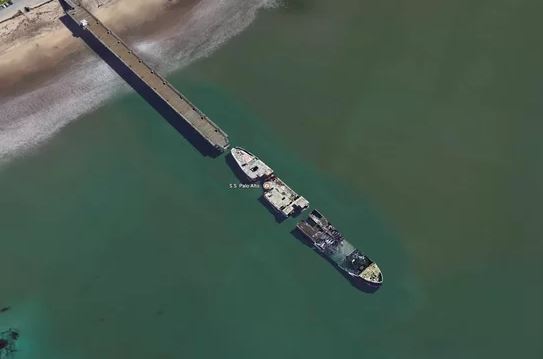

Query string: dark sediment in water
[0,329,19,357]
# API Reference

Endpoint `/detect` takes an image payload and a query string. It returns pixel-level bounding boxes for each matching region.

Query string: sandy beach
[0,0,199,97]
[0,0,276,163]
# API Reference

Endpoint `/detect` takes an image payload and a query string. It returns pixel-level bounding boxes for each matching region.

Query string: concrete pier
[62,1,229,153]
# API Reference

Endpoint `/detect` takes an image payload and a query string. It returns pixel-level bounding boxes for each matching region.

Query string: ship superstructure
[297,210,383,286]
[262,177,309,218]
[230,147,274,182]
[230,146,309,219]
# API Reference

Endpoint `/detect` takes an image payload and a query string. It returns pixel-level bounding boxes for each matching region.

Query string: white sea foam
[0,0,279,164]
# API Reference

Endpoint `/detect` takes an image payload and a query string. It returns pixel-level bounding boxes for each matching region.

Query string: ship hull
[230,147,274,182]
[262,177,309,218]
[303,232,382,287]
[296,211,383,287]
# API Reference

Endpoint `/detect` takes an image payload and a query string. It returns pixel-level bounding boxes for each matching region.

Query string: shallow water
[1,0,542,357]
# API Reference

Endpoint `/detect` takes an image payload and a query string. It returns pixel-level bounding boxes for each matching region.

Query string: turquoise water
[1,0,542,357]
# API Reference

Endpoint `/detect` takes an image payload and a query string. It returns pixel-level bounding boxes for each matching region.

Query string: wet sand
[0,0,200,98]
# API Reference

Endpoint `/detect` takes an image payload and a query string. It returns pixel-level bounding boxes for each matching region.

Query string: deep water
[1,0,542,358]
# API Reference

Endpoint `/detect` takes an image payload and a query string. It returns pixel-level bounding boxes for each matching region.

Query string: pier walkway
[62,1,229,152]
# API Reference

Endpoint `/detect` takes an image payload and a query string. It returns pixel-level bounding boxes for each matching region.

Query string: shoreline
[0,0,200,99]
[0,0,277,163]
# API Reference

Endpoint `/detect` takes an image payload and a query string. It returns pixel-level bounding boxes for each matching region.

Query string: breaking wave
[0,0,279,164]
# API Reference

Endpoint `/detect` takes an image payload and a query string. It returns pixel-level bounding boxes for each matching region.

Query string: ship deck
[296,221,320,239]
[263,177,309,217]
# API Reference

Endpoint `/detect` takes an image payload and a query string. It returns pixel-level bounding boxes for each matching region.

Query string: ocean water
[1,0,542,358]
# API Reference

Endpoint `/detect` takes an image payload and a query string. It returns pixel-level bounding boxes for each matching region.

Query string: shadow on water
[257,196,286,223]
[59,6,220,158]
[290,228,380,294]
